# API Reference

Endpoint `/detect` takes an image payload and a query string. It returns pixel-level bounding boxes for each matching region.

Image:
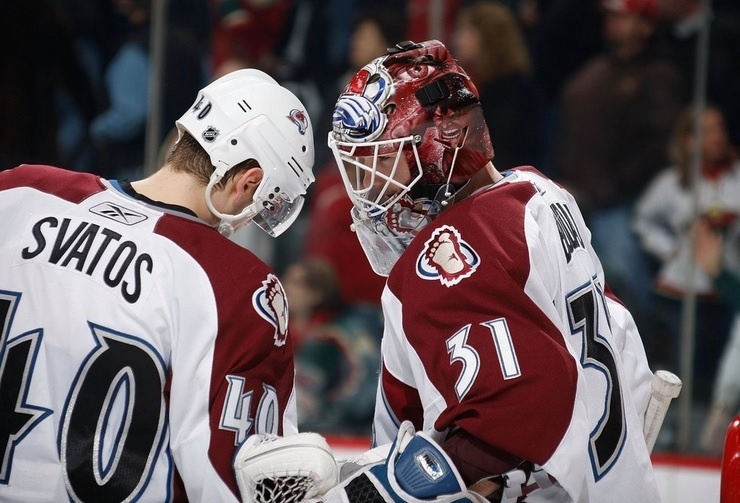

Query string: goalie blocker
[234,371,681,502]
[234,421,489,503]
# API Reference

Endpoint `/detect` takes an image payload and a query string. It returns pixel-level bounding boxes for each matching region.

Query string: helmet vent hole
[238,100,252,113]
[230,139,237,145]
[302,146,307,152]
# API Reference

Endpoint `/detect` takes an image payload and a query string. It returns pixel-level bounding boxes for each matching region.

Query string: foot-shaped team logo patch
[252,273,289,347]
[416,225,480,287]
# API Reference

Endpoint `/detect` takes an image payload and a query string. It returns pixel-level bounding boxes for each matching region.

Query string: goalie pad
[233,432,339,503]
[312,421,489,503]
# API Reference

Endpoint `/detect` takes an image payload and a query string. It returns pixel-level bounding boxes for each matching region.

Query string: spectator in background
[283,259,381,435]
[554,0,682,332]
[302,164,387,310]
[655,0,740,147]
[336,7,407,99]
[209,0,292,77]
[318,5,407,158]
[452,0,542,171]
[406,0,463,43]
[694,219,740,456]
[89,0,151,178]
[633,104,740,398]
[90,0,208,179]
[267,1,406,176]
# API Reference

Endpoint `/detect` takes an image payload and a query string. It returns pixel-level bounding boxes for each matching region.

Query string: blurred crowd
[3,0,740,452]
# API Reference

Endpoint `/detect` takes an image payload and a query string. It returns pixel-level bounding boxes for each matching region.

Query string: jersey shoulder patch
[252,273,289,347]
[415,225,480,287]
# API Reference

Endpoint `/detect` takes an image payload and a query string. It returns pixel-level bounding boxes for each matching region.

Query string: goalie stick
[643,370,683,453]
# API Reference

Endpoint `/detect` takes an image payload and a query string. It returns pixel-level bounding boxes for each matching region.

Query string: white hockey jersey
[372,167,661,502]
[0,165,298,502]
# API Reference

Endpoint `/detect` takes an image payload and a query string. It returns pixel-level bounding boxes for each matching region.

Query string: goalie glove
[233,432,339,503]
[311,420,489,503]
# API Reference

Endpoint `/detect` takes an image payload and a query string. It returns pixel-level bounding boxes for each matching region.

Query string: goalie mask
[327,40,494,276]
[177,69,315,237]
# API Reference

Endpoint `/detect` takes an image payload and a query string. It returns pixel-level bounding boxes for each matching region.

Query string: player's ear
[233,167,263,204]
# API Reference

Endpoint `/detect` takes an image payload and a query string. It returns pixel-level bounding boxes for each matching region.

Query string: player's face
[356,153,413,204]
[701,108,730,163]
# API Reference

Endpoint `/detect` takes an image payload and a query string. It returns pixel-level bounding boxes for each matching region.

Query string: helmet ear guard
[176,69,315,237]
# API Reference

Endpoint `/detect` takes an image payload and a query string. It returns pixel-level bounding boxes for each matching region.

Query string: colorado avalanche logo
[252,273,289,346]
[416,225,480,287]
[287,109,309,135]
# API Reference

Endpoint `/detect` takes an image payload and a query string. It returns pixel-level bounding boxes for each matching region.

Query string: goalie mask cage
[721,415,740,503]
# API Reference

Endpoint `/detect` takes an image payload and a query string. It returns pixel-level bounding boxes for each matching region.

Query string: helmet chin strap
[205,171,260,237]
[434,183,460,207]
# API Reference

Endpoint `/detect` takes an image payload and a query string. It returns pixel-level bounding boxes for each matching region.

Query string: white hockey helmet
[176,69,315,237]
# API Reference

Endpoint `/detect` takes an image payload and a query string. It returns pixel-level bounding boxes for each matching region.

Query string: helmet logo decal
[252,273,289,347]
[416,225,479,286]
[332,95,387,142]
[348,68,371,94]
[287,109,309,135]
[202,126,219,142]
[332,62,393,143]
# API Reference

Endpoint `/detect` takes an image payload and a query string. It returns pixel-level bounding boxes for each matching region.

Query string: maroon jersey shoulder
[153,215,287,359]
[389,175,539,294]
[0,164,105,202]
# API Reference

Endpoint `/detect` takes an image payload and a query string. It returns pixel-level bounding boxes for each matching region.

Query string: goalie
[233,36,671,503]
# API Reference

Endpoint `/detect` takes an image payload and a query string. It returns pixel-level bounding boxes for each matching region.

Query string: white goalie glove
[233,432,339,503]
[233,421,488,502]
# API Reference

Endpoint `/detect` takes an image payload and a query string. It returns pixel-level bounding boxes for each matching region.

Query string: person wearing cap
[553,0,683,341]
[0,69,315,501]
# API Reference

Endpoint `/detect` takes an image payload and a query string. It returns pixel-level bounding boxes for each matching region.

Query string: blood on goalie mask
[327,40,494,276]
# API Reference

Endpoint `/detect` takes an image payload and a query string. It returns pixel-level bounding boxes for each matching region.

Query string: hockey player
[320,39,662,501]
[0,69,314,501]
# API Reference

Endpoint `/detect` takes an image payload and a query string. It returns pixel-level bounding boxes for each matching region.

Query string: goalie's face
[330,137,442,277]
[337,145,421,217]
